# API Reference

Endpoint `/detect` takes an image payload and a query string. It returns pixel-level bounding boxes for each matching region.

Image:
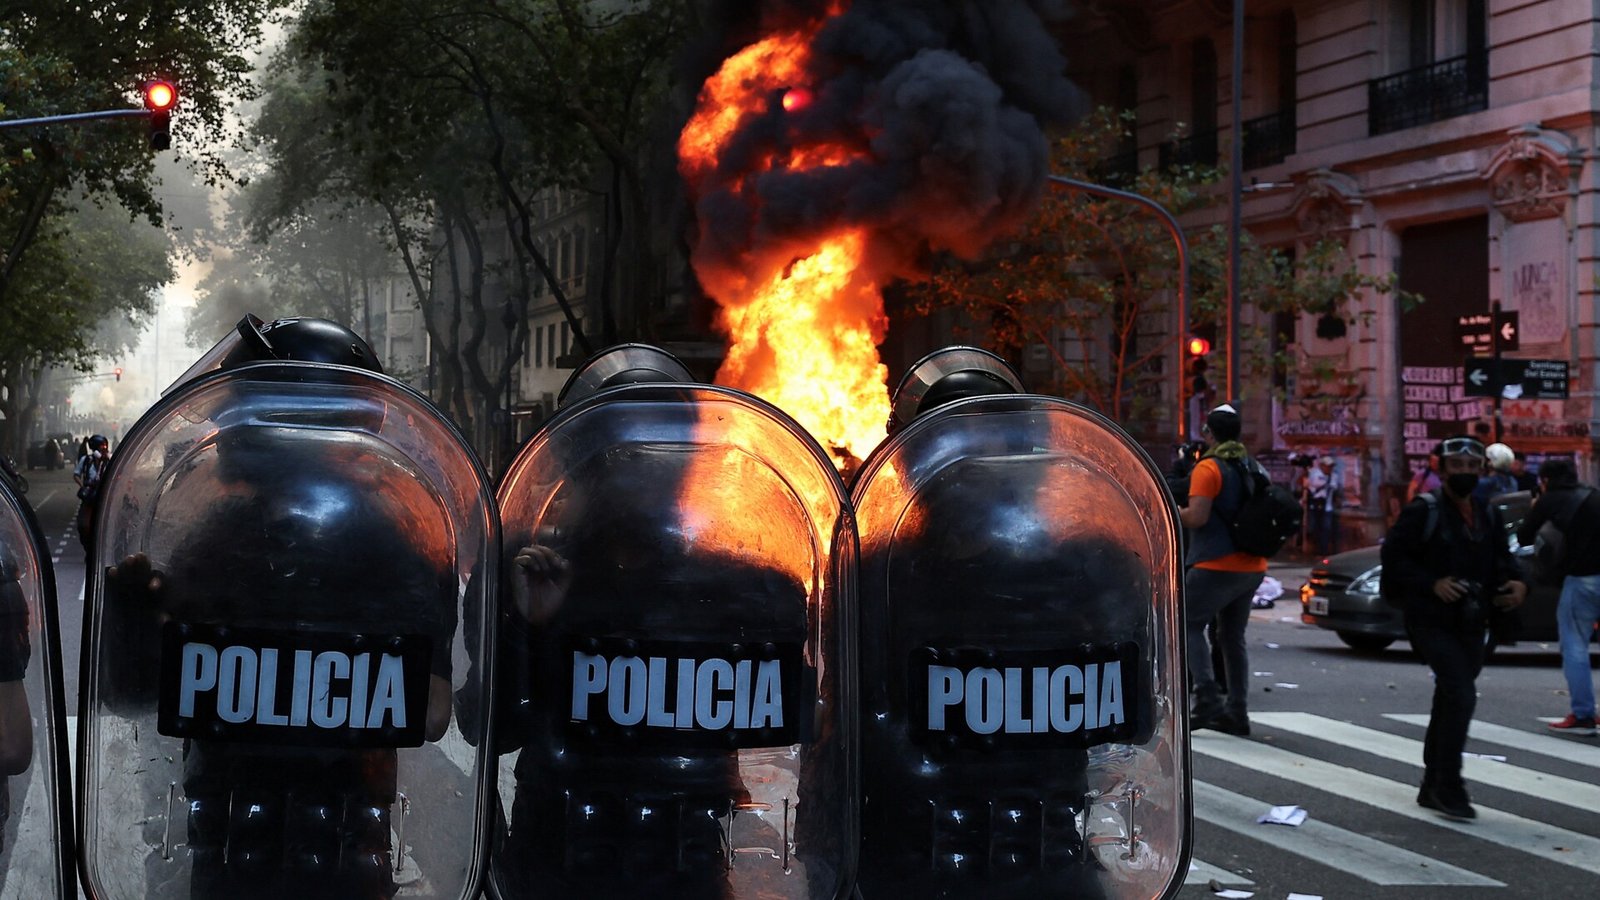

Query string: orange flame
[679,16,891,465]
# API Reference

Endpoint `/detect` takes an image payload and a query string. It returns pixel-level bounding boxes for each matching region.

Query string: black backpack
[1221,457,1303,557]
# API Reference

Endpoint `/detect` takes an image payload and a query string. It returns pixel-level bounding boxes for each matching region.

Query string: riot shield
[853,393,1189,900]
[489,381,857,899]
[77,363,499,900]
[0,476,74,898]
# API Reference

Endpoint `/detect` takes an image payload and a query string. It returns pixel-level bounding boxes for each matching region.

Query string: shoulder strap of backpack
[1419,491,1440,544]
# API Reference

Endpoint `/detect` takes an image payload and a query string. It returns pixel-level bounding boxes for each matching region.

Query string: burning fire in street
[678,18,888,464]
[678,2,1081,466]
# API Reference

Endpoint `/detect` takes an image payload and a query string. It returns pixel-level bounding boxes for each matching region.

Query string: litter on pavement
[1256,804,1308,827]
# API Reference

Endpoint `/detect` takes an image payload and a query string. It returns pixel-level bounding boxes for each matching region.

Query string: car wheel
[1337,632,1395,653]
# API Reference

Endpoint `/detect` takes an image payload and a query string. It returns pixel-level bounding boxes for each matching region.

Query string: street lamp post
[1227,0,1244,403]
[1047,175,1192,442]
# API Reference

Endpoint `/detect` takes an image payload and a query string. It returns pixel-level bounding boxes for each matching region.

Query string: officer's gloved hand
[510,544,570,625]
[107,553,164,599]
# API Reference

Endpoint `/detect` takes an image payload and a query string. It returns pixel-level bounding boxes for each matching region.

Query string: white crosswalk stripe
[1184,857,1254,886]
[1384,712,1600,768]
[1255,712,1600,814]
[1192,720,1600,878]
[1192,779,1502,886]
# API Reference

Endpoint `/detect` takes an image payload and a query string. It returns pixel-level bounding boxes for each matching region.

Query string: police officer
[99,316,462,900]
[1381,435,1526,819]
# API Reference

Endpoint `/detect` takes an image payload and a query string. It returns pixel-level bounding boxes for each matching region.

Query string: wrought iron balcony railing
[1159,128,1219,169]
[1091,148,1141,184]
[1242,108,1296,170]
[1368,50,1488,136]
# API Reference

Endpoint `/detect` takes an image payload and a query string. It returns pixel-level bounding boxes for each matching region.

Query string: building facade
[1069,0,1600,544]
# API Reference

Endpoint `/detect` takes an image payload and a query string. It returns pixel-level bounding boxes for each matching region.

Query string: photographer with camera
[1381,435,1526,819]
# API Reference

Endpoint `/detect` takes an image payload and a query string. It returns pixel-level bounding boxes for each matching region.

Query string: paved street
[1179,560,1600,899]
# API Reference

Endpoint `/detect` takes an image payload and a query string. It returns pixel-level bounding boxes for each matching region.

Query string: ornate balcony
[1159,128,1219,170]
[1242,108,1295,170]
[1368,50,1488,136]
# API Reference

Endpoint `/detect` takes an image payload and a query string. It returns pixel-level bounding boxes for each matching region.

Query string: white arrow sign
[1500,321,1516,341]
[1468,368,1489,386]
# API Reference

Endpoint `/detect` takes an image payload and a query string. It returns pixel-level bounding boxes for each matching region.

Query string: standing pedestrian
[1473,441,1519,502]
[72,435,109,562]
[1515,458,1600,734]
[1303,455,1341,556]
[1408,442,1444,502]
[1381,435,1527,819]
[1511,451,1540,496]
[1179,403,1268,736]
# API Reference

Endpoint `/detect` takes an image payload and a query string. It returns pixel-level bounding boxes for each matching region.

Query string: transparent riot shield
[853,394,1188,900]
[490,383,857,899]
[0,477,74,898]
[78,363,499,900]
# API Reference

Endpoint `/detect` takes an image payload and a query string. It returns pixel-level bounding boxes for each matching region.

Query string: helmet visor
[163,315,273,396]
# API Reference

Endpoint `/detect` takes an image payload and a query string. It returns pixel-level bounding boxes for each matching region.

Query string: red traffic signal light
[143,81,176,111]
[1186,335,1212,357]
[113,367,123,382]
[143,80,175,151]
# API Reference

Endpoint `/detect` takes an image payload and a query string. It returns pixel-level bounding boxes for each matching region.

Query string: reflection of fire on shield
[490,347,856,900]
[852,348,1189,900]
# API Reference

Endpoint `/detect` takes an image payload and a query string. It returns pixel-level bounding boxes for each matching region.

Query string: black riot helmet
[557,343,693,408]
[89,434,109,451]
[167,314,382,394]
[888,346,1024,433]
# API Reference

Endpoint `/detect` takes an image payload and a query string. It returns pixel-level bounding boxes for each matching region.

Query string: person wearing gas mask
[101,316,460,900]
[1381,435,1526,819]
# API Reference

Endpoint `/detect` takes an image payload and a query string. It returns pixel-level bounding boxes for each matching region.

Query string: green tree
[0,201,172,450]
[240,0,692,468]
[905,108,1414,435]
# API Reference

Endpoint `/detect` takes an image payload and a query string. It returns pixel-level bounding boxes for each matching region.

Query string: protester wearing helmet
[1380,435,1526,819]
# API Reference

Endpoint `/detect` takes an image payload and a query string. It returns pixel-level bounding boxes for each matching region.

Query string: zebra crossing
[1183,711,1600,890]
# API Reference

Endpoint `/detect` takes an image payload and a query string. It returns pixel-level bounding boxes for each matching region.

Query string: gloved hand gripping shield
[853,352,1189,900]
[488,364,857,899]
[77,363,499,900]
[0,474,75,897]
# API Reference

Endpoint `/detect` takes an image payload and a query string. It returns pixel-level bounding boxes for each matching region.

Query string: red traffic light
[143,81,176,111]
[113,367,123,382]
[1186,335,1212,357]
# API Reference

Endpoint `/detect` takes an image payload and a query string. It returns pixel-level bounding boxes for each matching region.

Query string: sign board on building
[1455,311,1519,355]
[1462,358,1568,400]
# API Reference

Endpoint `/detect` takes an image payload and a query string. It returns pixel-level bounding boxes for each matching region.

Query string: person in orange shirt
[1178,404,1269,736]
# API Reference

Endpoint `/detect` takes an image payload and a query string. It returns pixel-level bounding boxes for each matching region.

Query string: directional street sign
[1456,311,1519,355]
[1462,358,1568,399]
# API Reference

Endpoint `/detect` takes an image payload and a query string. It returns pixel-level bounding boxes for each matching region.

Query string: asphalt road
[1180,560,1600,900]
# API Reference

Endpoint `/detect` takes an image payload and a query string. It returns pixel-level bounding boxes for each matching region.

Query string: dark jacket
[1516,484,1600,578]
[1381,491,1522,625]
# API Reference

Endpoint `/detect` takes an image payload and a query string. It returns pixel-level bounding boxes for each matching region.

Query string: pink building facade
[1069,0,1599,544]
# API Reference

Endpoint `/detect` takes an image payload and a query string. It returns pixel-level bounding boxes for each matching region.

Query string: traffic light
[143,80,176,151]
[1185,335,1212,358]
[1186,325,1216,398]
[113,367,123,382]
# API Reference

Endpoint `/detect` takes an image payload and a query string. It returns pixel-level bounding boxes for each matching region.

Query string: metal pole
[0,108,150,130]
[1227,0,1245,403]
[1047,175,1192,443]
[1490,299,1502,443]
